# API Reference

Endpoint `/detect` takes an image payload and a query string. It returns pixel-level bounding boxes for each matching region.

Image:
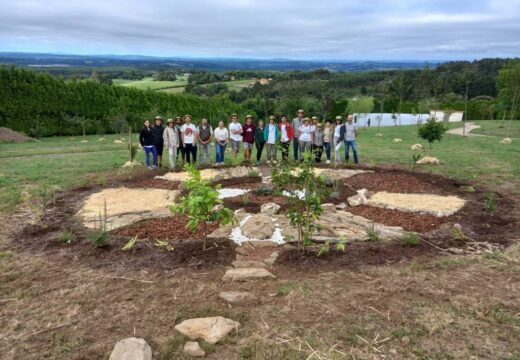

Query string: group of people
[138,109,359,170]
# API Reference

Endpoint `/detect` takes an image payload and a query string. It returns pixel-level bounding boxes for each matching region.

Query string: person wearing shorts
[152,115,165,167]
[242,115,256,163]
[228,113,243,160]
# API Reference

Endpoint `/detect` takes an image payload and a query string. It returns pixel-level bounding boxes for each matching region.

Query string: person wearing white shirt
[298,117,314,160]
[333,116,344,164]
[343,114,359,164]
[180,114,198,164]
[214,121,229,165]
[228,113,243,160]
[265,115,279,163]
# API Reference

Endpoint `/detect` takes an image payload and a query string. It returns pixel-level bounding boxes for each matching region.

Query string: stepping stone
[222,268,276,282]
[235,247,250,256]
[184,341,205,357]
[218,291,255,303]
[174,316,240,344]
[109,337,152,360]
[244,240,279,248]
[263,251,279,266]
[232,260,267,268]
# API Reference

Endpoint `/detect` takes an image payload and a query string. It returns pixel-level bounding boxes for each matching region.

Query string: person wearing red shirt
[242,115,256,163]
[278,115,294,162]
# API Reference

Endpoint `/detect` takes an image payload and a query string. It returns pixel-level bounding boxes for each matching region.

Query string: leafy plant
[418,118,447,150]
[242,193,250,206]
[402,232,421,247]
[122,235,140,251]
[155,239,175,251]
[87,229,111,248]
[452,226,469,241]
[247,169,260,178]
[56,230,75,244]
[253,185,275,196]
[484,191,497,213]
[366,222,381,242]
[411,154,421,172]
[171,164,236,250]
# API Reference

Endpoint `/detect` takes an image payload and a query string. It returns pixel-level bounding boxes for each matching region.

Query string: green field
[113,77,188,91]
[1,120,518,214]
[470,119,520,138]
[203,78,256,89]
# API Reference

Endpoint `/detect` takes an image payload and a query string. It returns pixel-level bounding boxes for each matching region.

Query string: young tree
[461,67,476,135]
[346,96,374,127]
[496,59,520,136]
[418,119,447,151]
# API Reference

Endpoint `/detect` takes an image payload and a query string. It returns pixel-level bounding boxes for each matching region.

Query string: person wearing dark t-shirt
[152,116,165,167]
[242,115,256,163]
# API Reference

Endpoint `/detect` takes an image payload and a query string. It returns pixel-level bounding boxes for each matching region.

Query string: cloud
[0,0,519,60]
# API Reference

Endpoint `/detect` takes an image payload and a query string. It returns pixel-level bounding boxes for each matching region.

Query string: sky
[0,0,519,61]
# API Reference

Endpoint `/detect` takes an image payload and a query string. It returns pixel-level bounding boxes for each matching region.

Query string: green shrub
[402,232,421,246]
[247,169,260,178]
[253,185,275,196]
[484,191,497,213]
[87,229,111,248]
[56,230,75,244]
[418,118,447,150]
[366,222,381,242]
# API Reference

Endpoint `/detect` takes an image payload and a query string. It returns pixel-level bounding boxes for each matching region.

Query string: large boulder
[241,213,275,240]
[174,316,241,344]
[417,156,441,165]
[347,189,369,207]
[109,337,152,360]
[411,143,423,150]
[260,202,280,216]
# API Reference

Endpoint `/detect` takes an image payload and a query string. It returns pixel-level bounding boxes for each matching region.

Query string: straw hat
[303,117,310,122]
[245,114,253,119]
[297,109,305,114]
[183,114,192,120]
[166,118,174,124]
[155,115,162,120]
[269,115,276,120]
[335,115,342,120]
[311,116,318,120]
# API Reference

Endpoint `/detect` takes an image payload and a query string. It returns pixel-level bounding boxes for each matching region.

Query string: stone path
[447,122,481,136]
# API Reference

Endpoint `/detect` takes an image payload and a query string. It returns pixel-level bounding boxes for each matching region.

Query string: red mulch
[345,172,445,194]
[125,178,180,190]
[348,205,449,233]
[112,215,220,240]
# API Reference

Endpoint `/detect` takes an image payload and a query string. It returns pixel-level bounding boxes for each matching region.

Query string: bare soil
[0,127,34,142]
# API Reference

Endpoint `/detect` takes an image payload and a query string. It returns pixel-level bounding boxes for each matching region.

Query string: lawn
[113,77,188,91]
[1,121,519,213]
[471,119,520,138]
[201,78,256,89]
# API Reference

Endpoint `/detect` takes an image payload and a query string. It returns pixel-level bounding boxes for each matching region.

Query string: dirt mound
[0,127,34,142]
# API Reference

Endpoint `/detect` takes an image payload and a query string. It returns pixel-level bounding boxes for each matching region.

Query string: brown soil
[345,170,447,194]
[348,205,448,233]
[222,193,288,213]
[0,127,34,142]
[113,215,220,241]
[125,178,180,190]
[212,175,262,188]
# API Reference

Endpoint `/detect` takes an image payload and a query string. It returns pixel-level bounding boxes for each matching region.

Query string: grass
[470,119,520,138]
[113,77,188,91]
[0,121,519,214]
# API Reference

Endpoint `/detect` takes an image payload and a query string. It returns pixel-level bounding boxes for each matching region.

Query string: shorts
[231,140,241,152]
[244,142,254,150]
[155,143,164,156]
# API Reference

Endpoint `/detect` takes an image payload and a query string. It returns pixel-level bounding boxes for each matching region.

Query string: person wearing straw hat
[292,109,305,161]
[181,114,198,164]
[298,117,314,160]
[174,116,185,164]
[343,114,359,164]
[264,115,280,164]
[152,115,165,167]
[228,113,243,160]
[323,120,333,164]
[312,120,325,163]
[254,119,266,165]
[242,115,256,163]
[333,115,344,164]
[163,118,179,170]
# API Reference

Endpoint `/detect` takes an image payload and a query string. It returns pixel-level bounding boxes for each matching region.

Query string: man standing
[181,114,198,164]
[152,116,165,167]
[242,115,256,163]
[174,116,185,164]
[228,113,243,161]
[264,115,279,164]
[163,118,179,170]
[279,115,294,162]
[343,115,359,164]
[197,117,213,165]
[292,109,304,161]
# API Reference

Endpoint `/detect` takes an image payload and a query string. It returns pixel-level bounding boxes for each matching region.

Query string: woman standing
[139,119,158,170]
[313,122,325,163]
[264,116,279,164]
[163,118,179,170]
[323,121,333,164]
[214,121,229,166]
[298,117,314,160]
[278,115,294,162]
[333,116,344,165]
[254,120,266,165]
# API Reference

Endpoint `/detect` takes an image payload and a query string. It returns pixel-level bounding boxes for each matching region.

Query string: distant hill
[0,52,441,72]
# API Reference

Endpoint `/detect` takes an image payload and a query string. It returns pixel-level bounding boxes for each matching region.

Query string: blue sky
[0,0,519,60]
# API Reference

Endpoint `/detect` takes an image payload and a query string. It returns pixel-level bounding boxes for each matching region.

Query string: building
[430,110,464,122]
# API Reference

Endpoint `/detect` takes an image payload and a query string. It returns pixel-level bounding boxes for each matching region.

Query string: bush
[247,169,260,178]
[402,233,421,246]
[87,229,111,248]
[253,185,275,196]
[418,118,447,150]
[366,222,381,242]
[56,230,75,244]
[484,191,497,213]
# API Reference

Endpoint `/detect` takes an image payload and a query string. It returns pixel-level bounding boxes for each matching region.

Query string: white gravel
[217,188,250,199]
[282,189,306,200]
[229,214,286,245]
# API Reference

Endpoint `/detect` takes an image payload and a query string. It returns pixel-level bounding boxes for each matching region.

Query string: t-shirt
[229,122,243,142]
[181,123,197,144]
[214,127,229,142]
[267,124,277,144]
[292,117,303,137]
[323,127,332,143]
[242,123,255,144]
[345,122,358,141]
[298,124,313,142]
[280,124,289,142]
[334,124,342,139]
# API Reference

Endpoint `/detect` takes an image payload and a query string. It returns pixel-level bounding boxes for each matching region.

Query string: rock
[393,138,402,143]
[222,268,276,282]
[260,202,280,216]
[241,213,275,240]
[98,137,105,141]
[80,139,88,143]
[263,251,279,266]
[401,336,410,347]
[207,223,234,239]
[109,337,152,360]
[122,161,141,168]
[416,156,441,165]
[336,202,348,210]
[500,137,512,144]
[114,139,124,144]
[183,341,205,357]
[411,143,423,150]
[347,189,368,207]
[234,246,250,256]
[174,316,240,344]
[167,190,180,202]
[375,133,383,137]
[232,260,267,268]
[218,291,255,303]
[244,240,279,248]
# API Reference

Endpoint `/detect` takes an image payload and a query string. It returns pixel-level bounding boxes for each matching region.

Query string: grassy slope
[0,121,519,213]
[113,77,188,91]
[470,120,520,138]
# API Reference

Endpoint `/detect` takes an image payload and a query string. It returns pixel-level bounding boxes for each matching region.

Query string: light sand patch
[78,187,177,229]
[156,166,256,182]
[368,191,465,217]
[291,168,370,179]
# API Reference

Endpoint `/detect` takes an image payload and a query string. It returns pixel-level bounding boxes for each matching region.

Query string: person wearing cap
[312,121,325,163]
[214,120,229,166]
[254,119,266,166]
[139,119,158,170]
[298,117,314,160]
[333,116,344,164]
[174,116,185,164]
[343,114,359,164]
[323,120,333,164]
[242,115,256,163]
[197,117,213,165]
[292,109,304,161]
[152,116,165,167]
[278,115,294,162]
[264,115,280,164]
[228,113,243,160]
[163,118,179,170]
[180,114,198,164]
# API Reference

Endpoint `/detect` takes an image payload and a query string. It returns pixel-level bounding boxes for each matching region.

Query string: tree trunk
[463,81,469,136]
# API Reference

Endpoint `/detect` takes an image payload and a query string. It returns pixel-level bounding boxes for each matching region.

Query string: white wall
[430,110,464,122]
